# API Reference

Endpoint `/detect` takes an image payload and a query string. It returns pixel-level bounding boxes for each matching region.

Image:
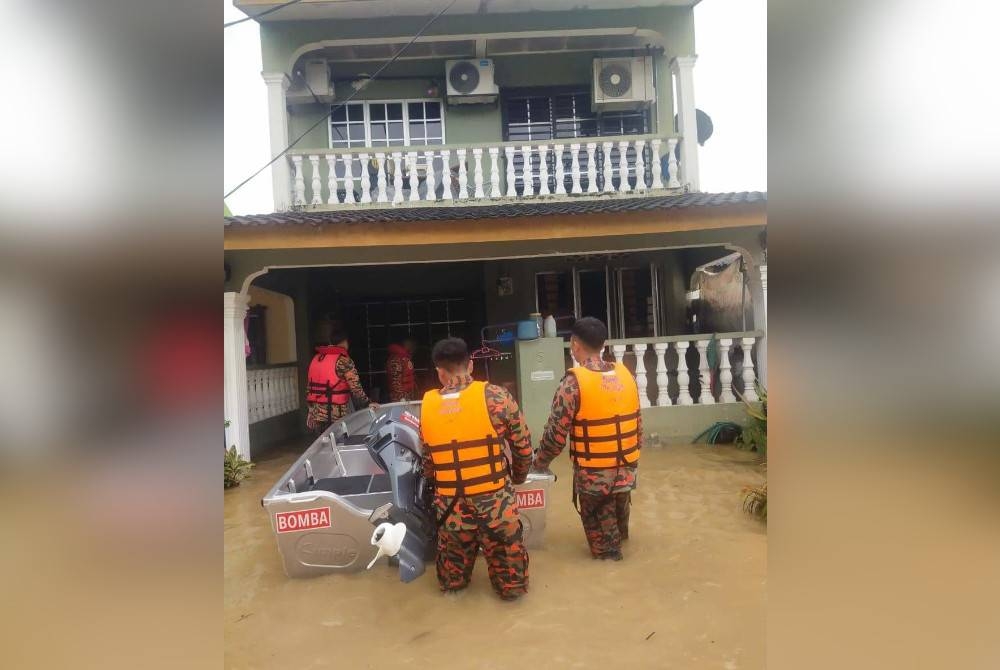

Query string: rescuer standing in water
[533,317,642,561]
[386,337,418,402]
[419,337,533,600]
[305,327,377,433]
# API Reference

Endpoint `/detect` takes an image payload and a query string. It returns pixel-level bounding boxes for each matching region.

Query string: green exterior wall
[266,6,696,152]
[642,402,761,445]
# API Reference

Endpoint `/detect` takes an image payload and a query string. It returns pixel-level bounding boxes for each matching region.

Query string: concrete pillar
[750,263,767,388]
[670,56,700,191]
[224,292,251,460]
[262,72,291,212]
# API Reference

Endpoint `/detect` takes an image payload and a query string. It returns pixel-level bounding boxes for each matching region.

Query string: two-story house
[224,0,767,461]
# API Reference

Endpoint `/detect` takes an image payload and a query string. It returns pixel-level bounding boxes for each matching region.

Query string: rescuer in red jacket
[305,328,377,432]
[386,337,417,402]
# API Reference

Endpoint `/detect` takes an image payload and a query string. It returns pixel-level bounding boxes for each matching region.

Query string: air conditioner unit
[592,56,655,111]
[445,58,499,104]
[287,59,335,106]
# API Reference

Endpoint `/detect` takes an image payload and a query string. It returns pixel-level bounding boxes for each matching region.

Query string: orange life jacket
[570,363,641,469]
[306,346,351,408]
[420,381,508,497]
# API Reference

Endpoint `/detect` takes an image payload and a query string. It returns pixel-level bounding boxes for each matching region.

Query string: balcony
[285,133,683,210]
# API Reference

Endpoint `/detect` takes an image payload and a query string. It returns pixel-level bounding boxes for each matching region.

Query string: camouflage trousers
[574,465,636,558]
[577,491,632,558]
[433,486,529,599]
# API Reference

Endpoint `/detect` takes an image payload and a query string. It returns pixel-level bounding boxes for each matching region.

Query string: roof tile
[224,191,766,227]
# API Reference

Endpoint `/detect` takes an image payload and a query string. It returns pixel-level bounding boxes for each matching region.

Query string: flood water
[225,442,766,669]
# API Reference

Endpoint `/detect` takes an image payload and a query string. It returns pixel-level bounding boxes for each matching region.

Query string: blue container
[516,320,540,340]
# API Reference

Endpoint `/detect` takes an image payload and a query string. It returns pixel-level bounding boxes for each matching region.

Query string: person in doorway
[419,337,533,600]
[386,337,418,402]
[532,316,642,561]
[305,327,377,433]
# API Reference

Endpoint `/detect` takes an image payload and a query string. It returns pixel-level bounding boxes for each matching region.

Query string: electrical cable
[224,0,459,200]
[225,0,305,28]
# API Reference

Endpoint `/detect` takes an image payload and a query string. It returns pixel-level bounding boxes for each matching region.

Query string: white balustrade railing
[286,134,682,208]
[591,332,762,407]
[247,364,299,424]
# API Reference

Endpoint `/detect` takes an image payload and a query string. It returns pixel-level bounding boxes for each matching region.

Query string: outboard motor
[364,406,436,582]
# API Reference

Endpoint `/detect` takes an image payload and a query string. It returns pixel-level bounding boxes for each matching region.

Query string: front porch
[224,210,767,461]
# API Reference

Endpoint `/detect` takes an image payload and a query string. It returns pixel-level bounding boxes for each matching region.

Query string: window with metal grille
[345,297,468,401]
[502,88,651,194]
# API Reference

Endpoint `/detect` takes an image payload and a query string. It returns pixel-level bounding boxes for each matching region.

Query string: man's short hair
[571,317,608,351]
[329,327,348,345]
[431,337,469,370]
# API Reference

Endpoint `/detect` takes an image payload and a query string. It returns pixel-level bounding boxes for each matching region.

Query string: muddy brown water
[225,442,766,669]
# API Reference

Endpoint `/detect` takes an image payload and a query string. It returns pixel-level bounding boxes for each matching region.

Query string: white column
[611,343,626,363]
[290,155,305,206]
[473,148,486,198]
[758,263,767,386]
[634,139,647,191]
[675,341,694,405]
[570,143,582,194]
[654,342,670,406]
[602,141,615,193]
[718,338,735,402]
[504,146,517,197]
[520,145,534,196]
[262,72,291,211]
[407,151,420,202]
[309,155,322,205]
[224,292,251,461]
[374,153,388,203]
[650,138,664,189]
[342,155,355,204]
[391,151,404,204]
[554,144,566,195]
[670,55,700,191]
[741,337,759,401]
[617,140,631,192]
[537,145,551,195]
[696,340,715,404]
[358,152,372,203]
[488,147,501,197]
[440,149,453,200]
[456,148,469,199]
[665,137,680,188]
[633,343,650,408]
[585,143,598,194]
[326,155,339,205]
[424,150,438,200]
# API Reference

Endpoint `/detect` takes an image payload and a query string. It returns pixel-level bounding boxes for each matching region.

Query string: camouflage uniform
[533,354,642,560]
[420,373,533,599]
[306,354,372,433]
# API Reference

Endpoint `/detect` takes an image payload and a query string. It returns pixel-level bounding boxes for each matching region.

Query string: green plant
[743,481,767,521]
[735,382,767,456]
[225,445,255,488]
[224,422,253,488]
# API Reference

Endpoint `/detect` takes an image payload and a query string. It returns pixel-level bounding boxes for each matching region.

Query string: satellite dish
[448,61,481,94]
[673,108,714,145]
[598,63,633,98]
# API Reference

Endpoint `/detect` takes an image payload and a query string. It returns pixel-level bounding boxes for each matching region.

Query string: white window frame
[328,98,447,149]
